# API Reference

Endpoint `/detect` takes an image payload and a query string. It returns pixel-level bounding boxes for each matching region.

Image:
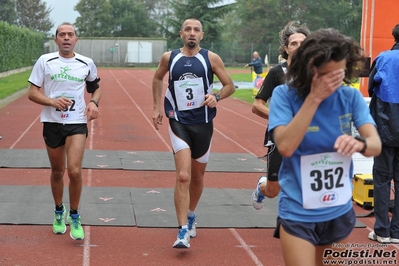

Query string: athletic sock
[55,204,64,211]
[69,209,78,215]
[179,225,188,230]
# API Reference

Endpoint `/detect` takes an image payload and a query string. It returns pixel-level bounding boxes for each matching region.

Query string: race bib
[174,78,204,111]
[300,152,352,209]
[50,91,79,121]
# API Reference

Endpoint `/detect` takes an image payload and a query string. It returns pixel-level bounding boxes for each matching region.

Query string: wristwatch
[354,135,367,154]
[90,99,99,107]
[213,93,220,102]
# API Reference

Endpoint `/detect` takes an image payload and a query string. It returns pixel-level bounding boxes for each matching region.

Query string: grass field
[230,89,254,104]
[0,68,254,104]
[0,70,31,100]
[217,70,254,104]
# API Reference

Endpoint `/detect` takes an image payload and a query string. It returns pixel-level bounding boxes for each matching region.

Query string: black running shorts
[43,122,88,148]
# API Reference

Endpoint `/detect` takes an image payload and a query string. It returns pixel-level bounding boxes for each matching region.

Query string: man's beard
[187,41,196,48]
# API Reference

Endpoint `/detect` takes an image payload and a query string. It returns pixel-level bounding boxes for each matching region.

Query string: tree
[75,0,158,37]
[165,0,234,49]
[294,0,362,40]
[15,0,53,33]
[110,0,158,37]
[140,0,173,37]
[74,0,114,37]
[228,0,362,64]
[0,0,17,25]
[227,0,288,63]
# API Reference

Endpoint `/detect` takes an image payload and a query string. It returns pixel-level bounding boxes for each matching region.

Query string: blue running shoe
[173,228,190,248]
[187,214,197,238]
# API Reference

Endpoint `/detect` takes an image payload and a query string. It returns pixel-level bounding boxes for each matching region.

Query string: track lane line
[230,228,264,266]
[83,119,95,266]
[109,69,172,152]
[9,114,40,149]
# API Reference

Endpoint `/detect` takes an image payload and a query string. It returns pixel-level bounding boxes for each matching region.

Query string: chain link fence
[200,41,280,66]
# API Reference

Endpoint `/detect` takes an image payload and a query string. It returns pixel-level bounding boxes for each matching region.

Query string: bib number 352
[310,167,344,191]
[300,152,352,209]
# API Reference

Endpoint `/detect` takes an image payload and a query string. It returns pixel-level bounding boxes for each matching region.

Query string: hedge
[0,21,46,72]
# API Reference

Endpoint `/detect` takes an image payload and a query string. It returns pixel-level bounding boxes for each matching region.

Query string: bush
[0,22,46,72]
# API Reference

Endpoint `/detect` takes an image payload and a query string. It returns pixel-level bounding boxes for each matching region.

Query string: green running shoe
[68,213,84,240]
[53,205,66,234]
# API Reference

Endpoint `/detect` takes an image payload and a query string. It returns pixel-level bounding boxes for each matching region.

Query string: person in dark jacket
[245,51,263,74]
[368,23,399,244]
[368,23,399,97]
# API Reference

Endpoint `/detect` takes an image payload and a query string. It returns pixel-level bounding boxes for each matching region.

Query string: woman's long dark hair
[287,28,364,99]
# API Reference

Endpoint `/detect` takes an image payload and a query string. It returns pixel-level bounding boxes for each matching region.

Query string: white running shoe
[368,230,390,244]
[173,228,190,248]
[251,176,267,210]
[390,237,399,244]
[187,214,197,238]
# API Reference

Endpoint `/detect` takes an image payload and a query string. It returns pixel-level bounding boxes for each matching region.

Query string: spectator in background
[268,28,381,266]
[368,23,399,244]
[368,23,399,97]
[245,51,263,75]
[251,21,310,209]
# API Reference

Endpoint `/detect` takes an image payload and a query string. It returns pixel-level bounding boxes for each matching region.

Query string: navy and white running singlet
[165,49,215,125]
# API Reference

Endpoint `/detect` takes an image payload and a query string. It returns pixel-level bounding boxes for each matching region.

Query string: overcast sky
[44,0,79,34]
[44,0,236,35]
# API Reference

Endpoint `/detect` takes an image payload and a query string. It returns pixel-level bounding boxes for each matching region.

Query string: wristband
[354,135,367,154]
[90,100,99,107]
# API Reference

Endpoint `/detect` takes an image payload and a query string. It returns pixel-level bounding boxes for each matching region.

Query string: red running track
[0,68,397,266]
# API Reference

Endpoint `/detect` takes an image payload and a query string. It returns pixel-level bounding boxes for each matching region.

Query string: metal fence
[41,39,279,67]
[199,42,280,66]
[48,37,167,66]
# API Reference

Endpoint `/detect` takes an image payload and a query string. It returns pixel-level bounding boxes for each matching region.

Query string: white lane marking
[110,69,172,152]
[83,119,95,266]
[230,228,264,266]
[9,115,40,149]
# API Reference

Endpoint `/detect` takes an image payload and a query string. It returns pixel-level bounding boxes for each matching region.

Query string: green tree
[228,0,362,64]
[0,0,17,25]
[294,0,362,40]
[15,0,53,33]
[74,0,114,37]
[110,0,158,37]
[165,0,234,49]
[140,0,172,37]
[228,0,288,63]
[75,0,158,37]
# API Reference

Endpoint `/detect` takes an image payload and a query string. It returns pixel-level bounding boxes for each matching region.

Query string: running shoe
[52,205,66,234]
[391,237,399,244]
[68,213,85,240]
[187,214,197,238]
[251,176,267,210]
[368,230,390,244]
[172,228,190,248]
